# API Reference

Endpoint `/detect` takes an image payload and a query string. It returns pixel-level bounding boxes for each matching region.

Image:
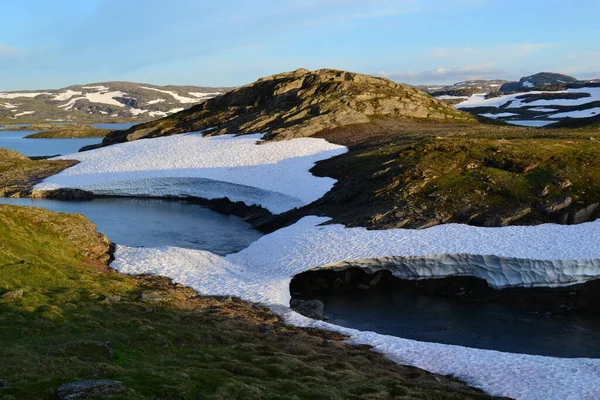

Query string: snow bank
[111,215,600,399]
[480,112,518,119]
[505,120,557,127]
[35,133,347,214]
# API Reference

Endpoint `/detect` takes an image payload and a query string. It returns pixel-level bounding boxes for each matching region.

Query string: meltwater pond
[0,197,262,255]
[310,288,600,358]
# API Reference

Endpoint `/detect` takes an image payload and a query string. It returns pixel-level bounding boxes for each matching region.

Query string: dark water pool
[0,197,262,255]
[309,288,600,358]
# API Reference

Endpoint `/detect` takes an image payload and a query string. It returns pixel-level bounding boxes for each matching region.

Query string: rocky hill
[0,81,231,123]
[499,72,579,92]
[100,68,476,146]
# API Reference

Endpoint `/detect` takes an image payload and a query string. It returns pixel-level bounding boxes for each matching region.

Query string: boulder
[290,299,325,320]
[1,289,24,299]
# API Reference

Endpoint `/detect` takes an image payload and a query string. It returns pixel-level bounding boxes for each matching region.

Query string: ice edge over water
[34,132,348,214]
[111,216,600,400]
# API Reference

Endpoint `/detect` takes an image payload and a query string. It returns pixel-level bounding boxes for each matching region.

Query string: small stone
[57,379,127,399]
[103,295,121,303]
[138,292,167,302]
[1,289,24,299]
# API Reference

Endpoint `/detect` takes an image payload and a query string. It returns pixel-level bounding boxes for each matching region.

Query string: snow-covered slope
[446,86,600,127]
[0,82,230,122]
[34,133,348,214]
[111,215,600,400]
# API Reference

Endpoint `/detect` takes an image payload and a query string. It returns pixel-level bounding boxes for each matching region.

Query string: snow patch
[14,111,35,117]
[548,107,600,119]
[0,92,50,99]
[52,90,82,102]
[140,87,200,104]
[146,99,166,105]
[34,133,348,214]
[505,120,558,127]
[480,112,518,119]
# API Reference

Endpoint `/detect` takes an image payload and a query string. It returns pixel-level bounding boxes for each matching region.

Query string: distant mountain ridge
[499,72,579,92]
[426,72,600,128]
[0,82,232,123]
[420,72,597,98]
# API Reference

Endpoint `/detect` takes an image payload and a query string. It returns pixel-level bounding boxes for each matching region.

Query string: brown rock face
[101,68,475,146]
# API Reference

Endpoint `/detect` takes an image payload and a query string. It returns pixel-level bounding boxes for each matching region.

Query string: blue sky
[1,0,599,90]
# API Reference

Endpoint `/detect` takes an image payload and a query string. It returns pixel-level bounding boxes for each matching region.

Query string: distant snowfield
[455,87,600,109]
[112,215,600,400]
[34,133,348,214]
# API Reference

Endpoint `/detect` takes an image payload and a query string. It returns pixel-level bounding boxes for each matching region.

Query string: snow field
[34,133,348,214]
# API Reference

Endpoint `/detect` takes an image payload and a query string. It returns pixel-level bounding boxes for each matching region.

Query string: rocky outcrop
[290,299,325,319]
[0,149,78,197]
[99,68,475,146]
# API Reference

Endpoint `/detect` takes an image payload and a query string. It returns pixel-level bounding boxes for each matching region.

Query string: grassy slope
[0,149,77,197]
[0,205,495,399]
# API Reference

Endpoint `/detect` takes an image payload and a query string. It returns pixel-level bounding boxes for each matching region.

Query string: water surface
[309,288,600,358]
[0,197,262,255]
[0,130,100,156]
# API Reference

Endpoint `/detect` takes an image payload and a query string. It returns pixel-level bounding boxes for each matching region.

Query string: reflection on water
[0,197,262,255]
[309,287,600,357]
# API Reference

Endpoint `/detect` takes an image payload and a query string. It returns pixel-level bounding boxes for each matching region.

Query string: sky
[0,0,599,90]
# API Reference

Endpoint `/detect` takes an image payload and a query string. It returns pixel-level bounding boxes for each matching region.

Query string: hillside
[99,68,476,146]
[0,204,494,399]
[0,81,231,123]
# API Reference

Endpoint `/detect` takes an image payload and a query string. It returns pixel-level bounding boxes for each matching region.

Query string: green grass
[0,205,493,399]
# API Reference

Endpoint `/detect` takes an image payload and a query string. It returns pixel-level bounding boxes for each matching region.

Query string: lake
[0,123,138,156]
[0,197,262,255]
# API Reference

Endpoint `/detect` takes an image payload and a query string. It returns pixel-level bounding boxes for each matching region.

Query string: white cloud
[0,43,22,59]
[379,65,509,85]
[430,43,553,63]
